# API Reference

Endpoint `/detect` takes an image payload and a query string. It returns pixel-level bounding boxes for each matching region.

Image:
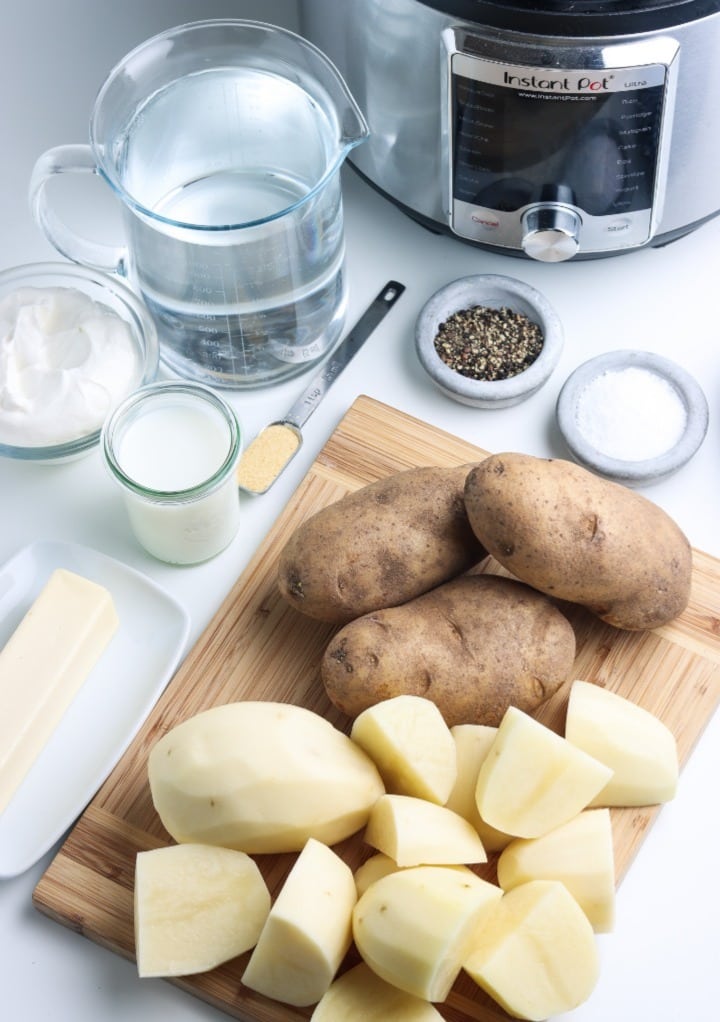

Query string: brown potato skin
[321,574,576,726]
[463,453,692,631]
[277,465,486,624]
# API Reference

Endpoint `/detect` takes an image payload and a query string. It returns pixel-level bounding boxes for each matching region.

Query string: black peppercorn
[434,305,544,382]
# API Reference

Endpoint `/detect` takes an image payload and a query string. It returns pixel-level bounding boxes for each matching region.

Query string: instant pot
[298,1,720,260]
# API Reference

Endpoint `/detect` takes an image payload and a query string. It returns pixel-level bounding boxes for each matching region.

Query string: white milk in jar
[102,382,241,564]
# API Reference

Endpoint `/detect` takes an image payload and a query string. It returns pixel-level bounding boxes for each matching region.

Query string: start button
[606,218,632,234]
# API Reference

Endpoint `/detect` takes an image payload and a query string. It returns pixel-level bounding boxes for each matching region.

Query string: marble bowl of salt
[556,350,708,486]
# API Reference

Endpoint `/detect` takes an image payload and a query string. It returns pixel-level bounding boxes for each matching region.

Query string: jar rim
[101,381,241,503]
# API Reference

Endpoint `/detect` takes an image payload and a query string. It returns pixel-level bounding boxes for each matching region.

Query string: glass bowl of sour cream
[0,262,158,462]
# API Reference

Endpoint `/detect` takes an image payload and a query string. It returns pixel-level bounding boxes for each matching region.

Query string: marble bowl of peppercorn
[414,274,564,409]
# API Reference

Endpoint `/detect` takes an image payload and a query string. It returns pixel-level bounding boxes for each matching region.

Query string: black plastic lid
[419,0,720,35]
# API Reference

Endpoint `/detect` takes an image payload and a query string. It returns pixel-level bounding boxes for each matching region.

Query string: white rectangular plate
[0,540,190,877]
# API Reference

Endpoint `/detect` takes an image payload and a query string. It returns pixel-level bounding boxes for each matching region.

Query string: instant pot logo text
[503,71,613,93]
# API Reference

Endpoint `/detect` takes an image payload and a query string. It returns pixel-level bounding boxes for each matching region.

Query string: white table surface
[1,2,719,1019]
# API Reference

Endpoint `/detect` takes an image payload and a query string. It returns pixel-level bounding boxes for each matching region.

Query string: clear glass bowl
[0,262,158,463]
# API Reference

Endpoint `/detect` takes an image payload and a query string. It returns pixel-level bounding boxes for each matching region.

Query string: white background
[1,2,719,1020]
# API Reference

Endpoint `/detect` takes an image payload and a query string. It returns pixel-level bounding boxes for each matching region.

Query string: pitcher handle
[29,144,127,275]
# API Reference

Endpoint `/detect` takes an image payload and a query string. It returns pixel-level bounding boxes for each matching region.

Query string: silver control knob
[521,204,582,262]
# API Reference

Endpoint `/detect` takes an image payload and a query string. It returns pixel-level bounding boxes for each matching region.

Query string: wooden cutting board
[34,395,720,1022]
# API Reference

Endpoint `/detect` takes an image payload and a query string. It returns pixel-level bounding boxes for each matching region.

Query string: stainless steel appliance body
[299,1,720,260]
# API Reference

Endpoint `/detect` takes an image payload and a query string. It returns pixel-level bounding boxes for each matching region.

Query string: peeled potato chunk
[134,843,270,978]
[565,680,678,806]
[148,701,384,853]
[464,879,600,1021]
[497,808,616,932]
[354,853,400,897]
[475,706,613,839]
[365,793,487,867]
[354,853,475,898]
[446,724,512,852]
[310,962,445,1021]
[242,838,357,1006]
[353,865,502,1002]
[351,695,457,805]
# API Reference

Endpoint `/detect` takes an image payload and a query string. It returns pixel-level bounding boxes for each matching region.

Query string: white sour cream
[0,286,140,447]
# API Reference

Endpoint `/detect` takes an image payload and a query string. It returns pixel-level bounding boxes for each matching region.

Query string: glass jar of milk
[102,382,241,564]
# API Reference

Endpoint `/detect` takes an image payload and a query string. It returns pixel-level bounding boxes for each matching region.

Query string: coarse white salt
[574,366,687,462]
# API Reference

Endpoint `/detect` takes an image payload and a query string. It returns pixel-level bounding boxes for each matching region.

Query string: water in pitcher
[116,68,348,387]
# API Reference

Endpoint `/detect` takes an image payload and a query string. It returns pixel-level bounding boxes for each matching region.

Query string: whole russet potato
[277,465,486,624]
[463,453,692,631]
[321,574,576,726]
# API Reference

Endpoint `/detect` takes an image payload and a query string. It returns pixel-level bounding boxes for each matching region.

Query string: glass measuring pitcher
[29,20,369,389]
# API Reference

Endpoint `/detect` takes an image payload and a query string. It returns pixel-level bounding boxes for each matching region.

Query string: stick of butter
[0,568,119,815]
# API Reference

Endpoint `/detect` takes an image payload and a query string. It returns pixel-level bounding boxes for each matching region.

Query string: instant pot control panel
[444,29,679,260]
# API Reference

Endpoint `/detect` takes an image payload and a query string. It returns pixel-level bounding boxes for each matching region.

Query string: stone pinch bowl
[414,274,564,409]
[556,349,709,486]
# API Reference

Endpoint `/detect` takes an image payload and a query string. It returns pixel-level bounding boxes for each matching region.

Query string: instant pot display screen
[451,65,665,217]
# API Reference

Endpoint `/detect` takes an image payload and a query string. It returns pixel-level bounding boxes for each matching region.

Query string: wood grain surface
[33,395,720,1022]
